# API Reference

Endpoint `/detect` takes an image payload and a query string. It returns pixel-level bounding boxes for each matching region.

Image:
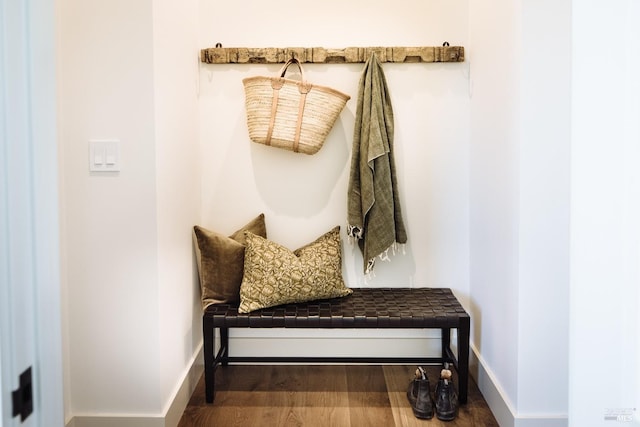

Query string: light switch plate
[89,139,120,172]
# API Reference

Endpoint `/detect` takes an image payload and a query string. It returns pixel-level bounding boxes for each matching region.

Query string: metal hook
[215,42,222,48]
[442,41,450,47]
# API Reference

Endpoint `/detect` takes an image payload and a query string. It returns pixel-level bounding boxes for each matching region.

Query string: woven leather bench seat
[203,287,470,404]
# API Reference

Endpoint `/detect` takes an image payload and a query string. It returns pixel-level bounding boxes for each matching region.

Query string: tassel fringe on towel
[347,224,406,276]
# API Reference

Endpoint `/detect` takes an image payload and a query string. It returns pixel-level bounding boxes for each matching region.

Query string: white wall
[517,0,571,420]
[152,1,203,424]
[469,0,571,425]
[59,0,202,424]
[468,0,521,418]
[569,1,640,426]
[59,0,161,417]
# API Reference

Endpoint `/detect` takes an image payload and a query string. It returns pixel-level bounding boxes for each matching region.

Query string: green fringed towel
[347,53,407,274]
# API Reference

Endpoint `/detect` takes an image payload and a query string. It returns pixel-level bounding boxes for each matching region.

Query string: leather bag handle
[278,58,305,80]
[272,58,312,94]
[266,58,311,152]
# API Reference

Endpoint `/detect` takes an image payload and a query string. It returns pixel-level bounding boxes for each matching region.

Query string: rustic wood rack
[200,45,465,64]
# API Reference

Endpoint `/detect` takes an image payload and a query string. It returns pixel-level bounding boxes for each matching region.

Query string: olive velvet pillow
[193,213,267,309]
[238,226,352,313]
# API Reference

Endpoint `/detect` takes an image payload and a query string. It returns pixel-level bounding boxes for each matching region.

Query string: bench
[203,287,470,404]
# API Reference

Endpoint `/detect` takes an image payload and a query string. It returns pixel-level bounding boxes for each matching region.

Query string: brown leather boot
[406,367,434,419]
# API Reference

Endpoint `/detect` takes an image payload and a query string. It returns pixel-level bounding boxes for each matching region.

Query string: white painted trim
[162,344,203,427]
[1,0,64,425]
[516,416,569,427]
[470,343,568,427]
[230,328,443,338]
[228,335,444,360]
[224,329,455,360]
[65,415,164,427]
[66,344,203,427]
[469,343,516,427]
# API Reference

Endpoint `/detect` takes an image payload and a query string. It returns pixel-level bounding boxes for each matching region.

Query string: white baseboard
[65,415,164,427]
[163,344,204,427]
[229,336,444,359]
[515,417,569,427]
[469,343,568,427]
[226,329,449,360]
[66,344,204,427]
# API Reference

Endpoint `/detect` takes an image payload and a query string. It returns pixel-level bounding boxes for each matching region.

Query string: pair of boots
[406,365,458,421]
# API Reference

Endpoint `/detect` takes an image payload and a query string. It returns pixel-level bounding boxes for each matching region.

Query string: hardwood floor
[178,365,499,426]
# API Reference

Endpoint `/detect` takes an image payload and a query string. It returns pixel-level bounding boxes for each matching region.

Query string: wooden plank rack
[200,45,465,64]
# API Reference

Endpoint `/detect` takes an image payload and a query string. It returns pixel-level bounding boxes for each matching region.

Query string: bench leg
[457,317,470,404]
[441,325,469,404]
[203,316,216,403]
[220,327,229,366]
[441,327,451,361]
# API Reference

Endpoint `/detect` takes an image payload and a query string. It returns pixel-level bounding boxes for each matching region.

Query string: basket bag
[242,58,350,155]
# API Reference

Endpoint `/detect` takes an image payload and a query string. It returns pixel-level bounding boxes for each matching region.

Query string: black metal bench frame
[203,287,470,404]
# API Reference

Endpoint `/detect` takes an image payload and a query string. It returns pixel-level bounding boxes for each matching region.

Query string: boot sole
[412,409,434,420]
[436,411,457,421]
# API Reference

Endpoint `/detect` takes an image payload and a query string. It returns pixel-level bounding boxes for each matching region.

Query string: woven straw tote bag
[243,58,350,155]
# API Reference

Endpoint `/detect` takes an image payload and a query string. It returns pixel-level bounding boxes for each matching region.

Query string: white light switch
[89,140,120,172]
[93,149,104,165]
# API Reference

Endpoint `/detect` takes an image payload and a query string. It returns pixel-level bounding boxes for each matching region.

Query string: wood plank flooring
[178,365,499,426]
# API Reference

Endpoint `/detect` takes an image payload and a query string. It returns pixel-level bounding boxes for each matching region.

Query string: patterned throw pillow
[239,226,352,313]
[193,214,267,308]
